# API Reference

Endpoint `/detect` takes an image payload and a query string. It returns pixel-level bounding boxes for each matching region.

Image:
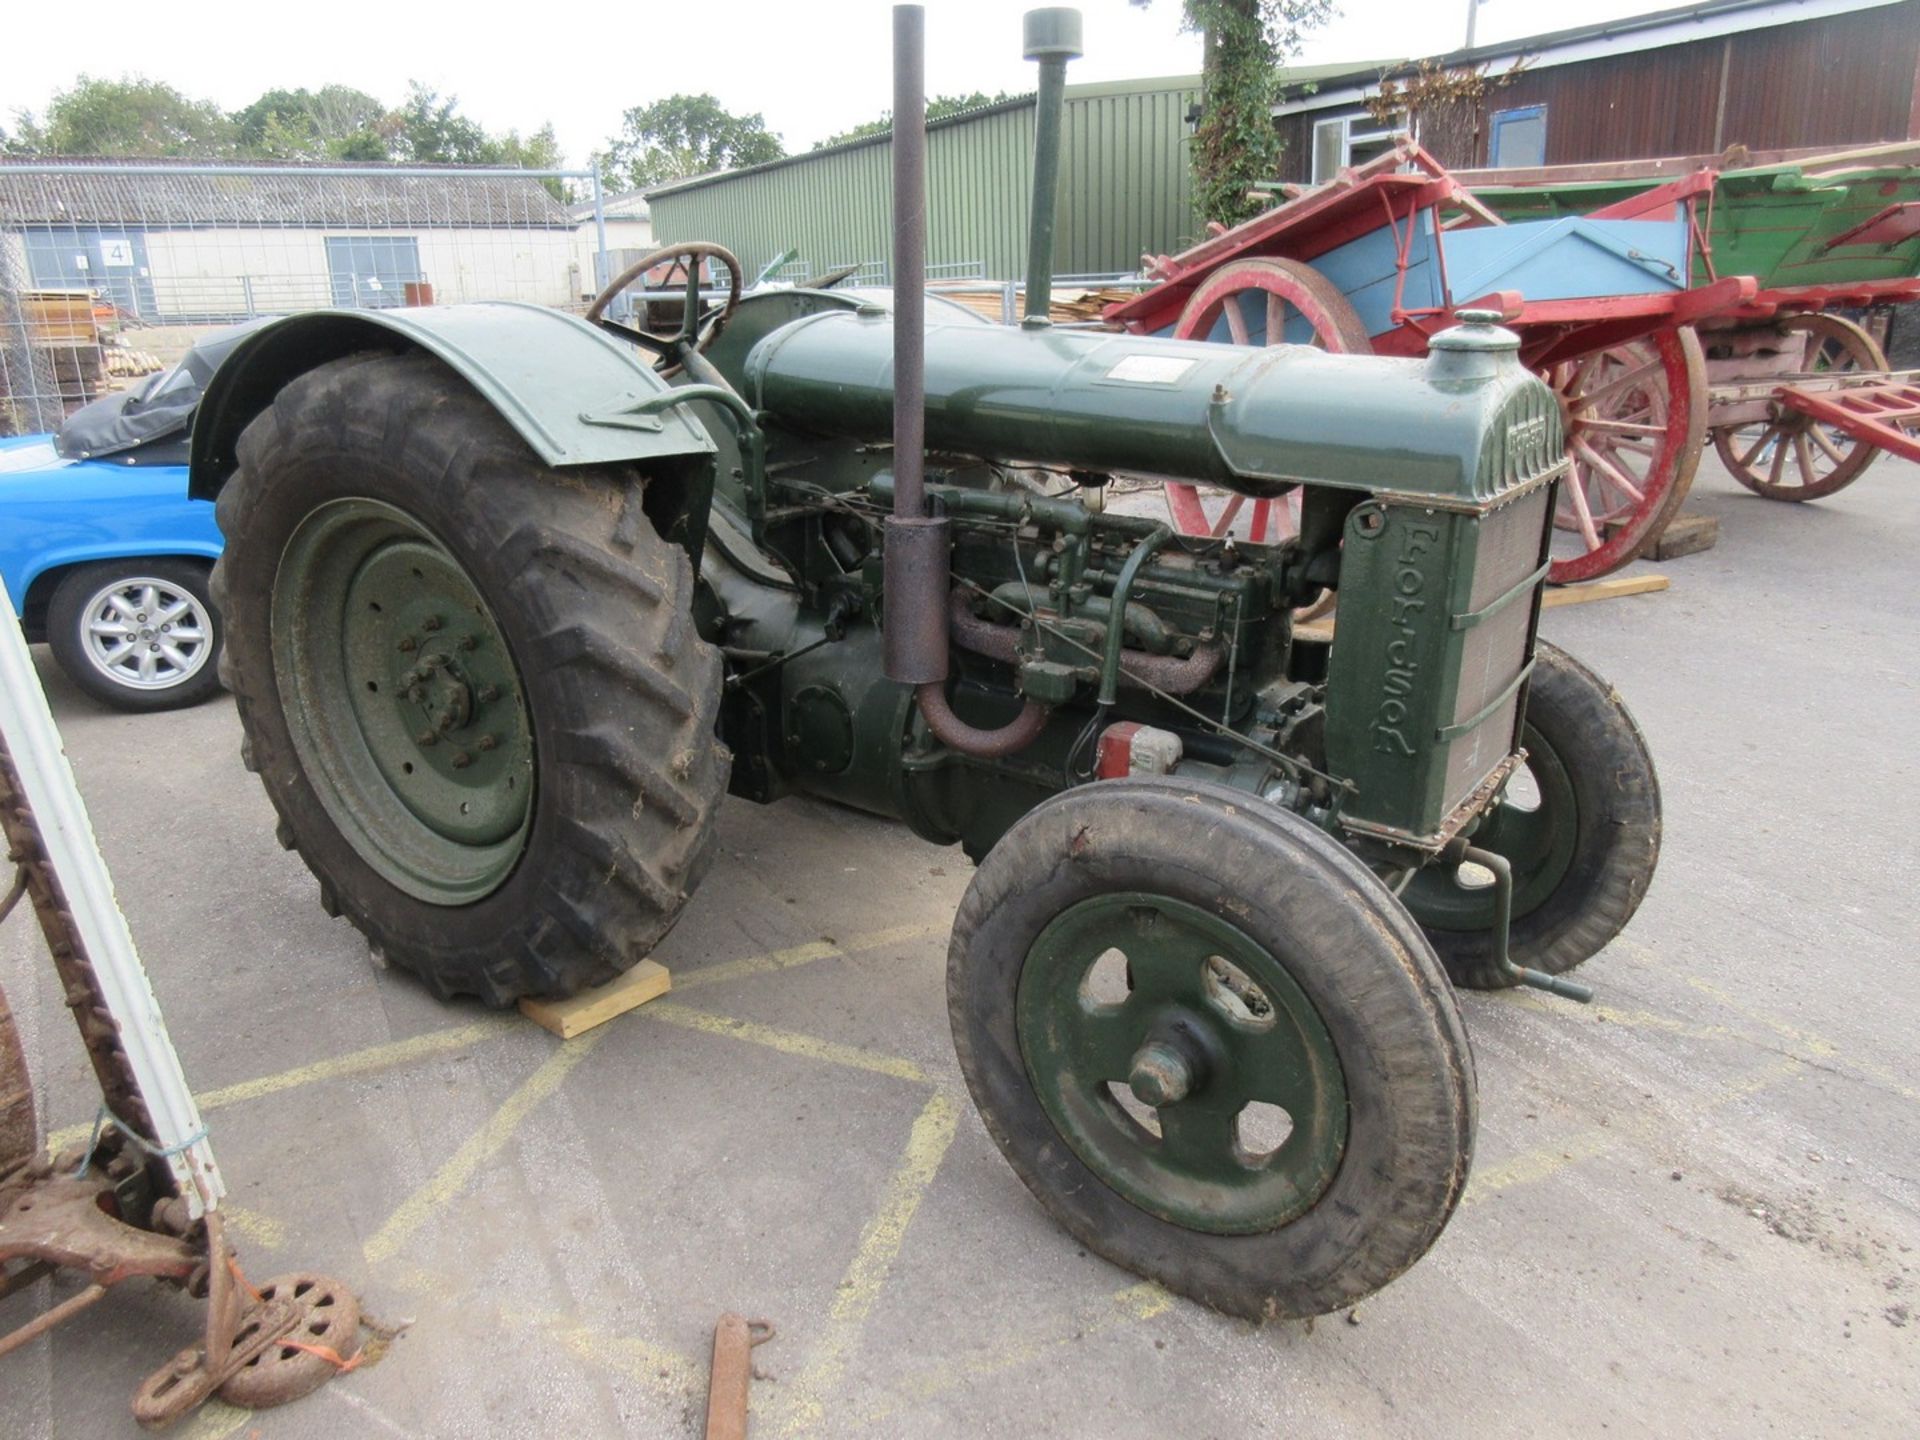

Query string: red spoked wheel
[1546,328,1706,584]
[1165,259,1374,546]
[1711,314,1888,501]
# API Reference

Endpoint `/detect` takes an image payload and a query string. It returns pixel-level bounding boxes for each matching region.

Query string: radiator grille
[1441,485,1550,811]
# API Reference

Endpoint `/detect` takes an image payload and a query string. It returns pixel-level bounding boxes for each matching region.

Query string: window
[324,235,423,310]
[1310,114,1411,184]
[1490,105,1548,168]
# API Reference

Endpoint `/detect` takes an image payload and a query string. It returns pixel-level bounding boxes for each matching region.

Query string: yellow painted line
[44,1018,510,1155]
[644,1003,934,1085]
[1682,974,1920,1105]
[533,1308,705,1398]
[1684,976,1839,1056]
[41,921,938,1154]
[194,1017,511,1111]
[675,921,945,993]
[1507,993,1736,1043]
[845,1283,1172,1430]
[175,1399,252,1440]
[1465,1125,1619,1204]
[780,1091,960,1435]
[223,1204,287,1250]
[363,1029,608,1267]
[40,921,939,1155]
[1465,1050,1807,1205]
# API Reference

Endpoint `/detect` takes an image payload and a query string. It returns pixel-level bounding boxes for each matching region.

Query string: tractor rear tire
[211,352,729,1004]
[1404,642,1660,990]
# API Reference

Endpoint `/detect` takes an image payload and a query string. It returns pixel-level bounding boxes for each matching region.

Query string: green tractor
[187,8,1658,1320]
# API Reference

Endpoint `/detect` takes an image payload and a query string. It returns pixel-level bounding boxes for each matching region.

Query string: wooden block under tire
[1652,510,1720,561]
[518,960,671,1040]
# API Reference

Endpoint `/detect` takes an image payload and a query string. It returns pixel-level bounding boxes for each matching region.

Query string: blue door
[24,228,159,320]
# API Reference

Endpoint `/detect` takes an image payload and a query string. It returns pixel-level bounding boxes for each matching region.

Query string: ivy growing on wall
[1182,0,1336,229]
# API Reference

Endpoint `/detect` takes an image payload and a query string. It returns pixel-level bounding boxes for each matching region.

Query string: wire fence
[0,159,610,435]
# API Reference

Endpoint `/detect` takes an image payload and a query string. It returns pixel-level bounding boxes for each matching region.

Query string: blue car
[0,326,259,710]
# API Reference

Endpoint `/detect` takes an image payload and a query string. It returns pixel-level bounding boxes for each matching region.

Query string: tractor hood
[743,309,1565,510]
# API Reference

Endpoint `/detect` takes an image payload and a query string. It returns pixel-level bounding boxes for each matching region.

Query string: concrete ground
[3,449,1917,1439]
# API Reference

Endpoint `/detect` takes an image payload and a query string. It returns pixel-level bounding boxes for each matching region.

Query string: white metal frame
[0,585,224,1214]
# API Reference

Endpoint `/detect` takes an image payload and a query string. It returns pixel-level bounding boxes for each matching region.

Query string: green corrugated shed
[646,76,1202,284]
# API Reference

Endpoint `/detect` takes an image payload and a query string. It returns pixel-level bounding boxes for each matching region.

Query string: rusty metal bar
[703,1313,773,1440]
[0,1284,108,1360]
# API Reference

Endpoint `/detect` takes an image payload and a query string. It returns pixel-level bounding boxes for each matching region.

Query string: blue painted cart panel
[1184,213,1690,344]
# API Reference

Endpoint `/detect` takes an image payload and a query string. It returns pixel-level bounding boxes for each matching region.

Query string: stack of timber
[941,286,1138,326]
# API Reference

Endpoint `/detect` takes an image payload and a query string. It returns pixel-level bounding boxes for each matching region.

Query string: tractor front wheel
[949,777,1475,1320]
[212,352,730,1003]
[1402,642,1660,989]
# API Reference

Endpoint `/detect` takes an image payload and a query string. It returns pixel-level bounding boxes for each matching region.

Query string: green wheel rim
[1015,894,1348,1235]
[271,498,534,905]
[1403,722,1578,931]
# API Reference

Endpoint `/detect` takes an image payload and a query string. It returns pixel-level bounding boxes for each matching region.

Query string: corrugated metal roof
[569,189,651,222]
[0,158,576,229]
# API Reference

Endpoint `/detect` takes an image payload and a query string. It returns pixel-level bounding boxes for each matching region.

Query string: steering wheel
[586,241,744,372]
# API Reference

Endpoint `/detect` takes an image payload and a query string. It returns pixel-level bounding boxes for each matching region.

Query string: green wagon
[1471,146,1920,500]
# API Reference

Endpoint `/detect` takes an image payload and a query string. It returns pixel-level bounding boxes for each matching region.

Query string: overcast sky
[3,0,1679,170]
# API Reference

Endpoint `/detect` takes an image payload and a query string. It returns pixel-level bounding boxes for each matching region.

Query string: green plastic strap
[1451,558,1551,631]
[1435,658,1535,742]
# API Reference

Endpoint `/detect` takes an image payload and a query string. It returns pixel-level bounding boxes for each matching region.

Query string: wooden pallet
[1293,573,1668,644]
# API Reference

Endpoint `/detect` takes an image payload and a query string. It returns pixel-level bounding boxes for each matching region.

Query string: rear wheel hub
[273,500,534,905]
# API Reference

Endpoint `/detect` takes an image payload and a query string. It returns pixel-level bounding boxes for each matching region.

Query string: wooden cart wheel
[1711,314,1888,502]
[1546,327,1706,585]
[1165,259,1373,546]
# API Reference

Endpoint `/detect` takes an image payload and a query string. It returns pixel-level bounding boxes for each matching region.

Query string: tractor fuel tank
[742,308,1559,503]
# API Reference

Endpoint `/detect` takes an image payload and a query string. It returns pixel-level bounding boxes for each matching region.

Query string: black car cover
[55,318,275,465]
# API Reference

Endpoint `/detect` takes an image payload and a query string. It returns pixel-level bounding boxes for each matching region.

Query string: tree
[232,85,388,160]
[391,83,496,165]
[812,92,1017,150]
[1182,1,1335,228]
[14,75,234,157]
[602,95,784,190]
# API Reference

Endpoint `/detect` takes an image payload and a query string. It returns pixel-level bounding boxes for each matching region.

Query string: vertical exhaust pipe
[890,2,927,522]
[883,3,949,687]
[885,3,1053,756]
[1021,9,1084,326]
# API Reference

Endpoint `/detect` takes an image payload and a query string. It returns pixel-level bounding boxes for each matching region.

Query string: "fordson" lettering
[1372,521,1443,756]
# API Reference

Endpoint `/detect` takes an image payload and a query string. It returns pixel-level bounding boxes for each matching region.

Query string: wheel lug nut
[450,751,472,769]
[417,729,437,746]
[458,635,477,652]
[398,637,417,653]
[422,615,443,632]
[425,653,449,668]
[476,734,497,752]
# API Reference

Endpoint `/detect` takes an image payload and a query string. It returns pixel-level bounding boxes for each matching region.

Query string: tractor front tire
[949,777,1476,1320]
[1404,642,1660,990]
[212,352,729,1004]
